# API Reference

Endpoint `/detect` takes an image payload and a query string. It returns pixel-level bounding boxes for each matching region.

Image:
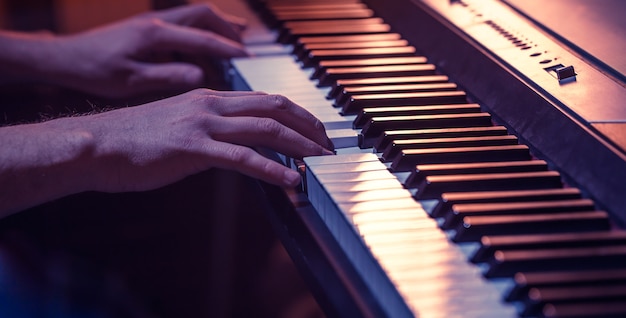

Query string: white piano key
[324,179,404,192]
[305,153,379,166]
[234,49,519,318]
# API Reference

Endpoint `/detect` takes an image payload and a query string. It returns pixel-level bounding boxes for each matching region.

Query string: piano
[222,0,626,317]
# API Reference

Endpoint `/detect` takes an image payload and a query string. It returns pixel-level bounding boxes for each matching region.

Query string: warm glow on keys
[331,188,412,203]
[341,198,421,215]
[350,207,429,223]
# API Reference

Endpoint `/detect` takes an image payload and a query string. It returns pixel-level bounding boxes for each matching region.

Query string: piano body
[223,0,626,317]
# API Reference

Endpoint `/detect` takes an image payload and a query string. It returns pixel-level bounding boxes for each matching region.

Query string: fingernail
[322,148,335,156]
[326,137,335,151]
[283,169,301,187]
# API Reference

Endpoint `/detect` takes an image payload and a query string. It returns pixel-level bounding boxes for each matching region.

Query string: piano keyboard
[230,0,626,317]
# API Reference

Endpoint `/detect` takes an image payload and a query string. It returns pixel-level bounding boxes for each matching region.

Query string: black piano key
[372,125,508,151]
[360,112,493,146]
[279,23,392,44]
[315,55,427,74]
[318,64,437,87]
[542,301,626,318]
[382,135,519,162]
[329,75,449,99]
[298,33,403,46]
[336,83,458,105]
[451,211,611,243]
[442,199,595,230]
[298,39,409,60]
[341,90,467,114]
[273,8,375,24]
[415,171,563,200]
[522,285,626,317]
[485,245,626,278]
[404,160,548,189]
[390,145,531,172]
[507,269,626,302]
[303,46,416,67]
[431,188,582,218]
[473,231,626,264]
[353,103,480,128]
[283,17,383,28]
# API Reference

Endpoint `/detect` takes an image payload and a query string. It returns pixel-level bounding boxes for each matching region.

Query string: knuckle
[135,18,164,40]
[196,3,217,15]
[267,94,290,111]
[255,118,283,137]
[224,146,250,164]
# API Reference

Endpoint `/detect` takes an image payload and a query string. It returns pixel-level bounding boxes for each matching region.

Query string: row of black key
[252,0,626,316]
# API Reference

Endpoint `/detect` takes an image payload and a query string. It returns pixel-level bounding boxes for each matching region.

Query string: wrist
[0,31,75,86]
[0,118,97,216]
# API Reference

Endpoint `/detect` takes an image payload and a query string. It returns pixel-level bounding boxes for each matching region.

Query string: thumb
[130,62,205,93]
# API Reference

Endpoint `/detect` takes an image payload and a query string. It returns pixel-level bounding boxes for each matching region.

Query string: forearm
[0,118,97,218]
[0,30,64,85]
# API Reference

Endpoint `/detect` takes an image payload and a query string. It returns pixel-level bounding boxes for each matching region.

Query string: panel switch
[555,65,576,81]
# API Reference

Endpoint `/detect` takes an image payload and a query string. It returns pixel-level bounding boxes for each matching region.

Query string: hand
[0,89,334,215]
[1,4,249,98]
[78,89,334,192]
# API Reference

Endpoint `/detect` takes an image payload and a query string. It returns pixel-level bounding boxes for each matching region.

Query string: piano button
[353,103,479,129]
[390,145,531,172]
[415,171,563,200]
[473,231,626,264]
[317,64,437,87]
[372,125,509,151]
[381,135,519,162]
[337,83,459,106]
[360,113,493,146]
[442,198,594,230]
[303,46,416,67]
[506,269,626,302]
[485,245,626,278]
[341,91,467,114]
[329,75,449,99]
[542,301,626,318]
[451,211,611,243]
[432,187,582,218]
[521,285,626,317]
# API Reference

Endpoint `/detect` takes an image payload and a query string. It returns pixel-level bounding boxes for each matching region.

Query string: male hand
[75,89,334,192]
[0,4,249,98]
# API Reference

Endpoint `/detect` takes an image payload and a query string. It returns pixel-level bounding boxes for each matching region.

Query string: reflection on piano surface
[226,0,626,317]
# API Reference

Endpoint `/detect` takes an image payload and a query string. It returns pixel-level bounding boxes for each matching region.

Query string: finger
[149,21,249,58]
[153,3,245,43]
[206,116,333,159]
[197,89,267,98]
[129,62,204,93]
[205,140,302,188]
[208,94,334,150]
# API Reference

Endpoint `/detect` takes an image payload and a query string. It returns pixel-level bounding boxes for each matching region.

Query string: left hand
[45,3,250,98]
